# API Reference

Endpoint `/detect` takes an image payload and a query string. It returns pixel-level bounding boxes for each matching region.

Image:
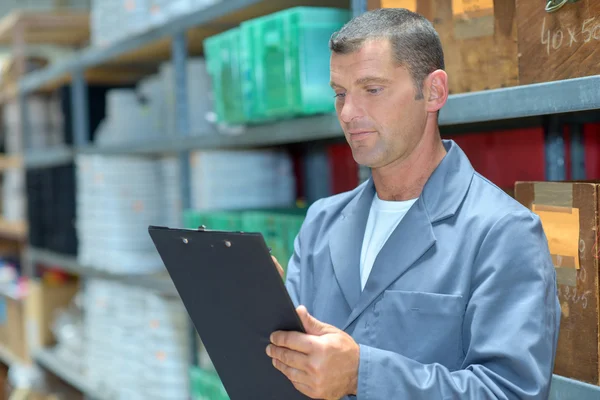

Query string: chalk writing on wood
[541,16,600,55]
[561,286,592,309]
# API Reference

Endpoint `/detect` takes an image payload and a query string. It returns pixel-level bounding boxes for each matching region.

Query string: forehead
[330,39,399,79]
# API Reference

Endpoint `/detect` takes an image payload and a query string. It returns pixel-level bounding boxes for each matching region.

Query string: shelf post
[171,31,197,368]
[172,32,192,212]
[70,69,90,147]
[570,123,586,180]
[544,115,566,181]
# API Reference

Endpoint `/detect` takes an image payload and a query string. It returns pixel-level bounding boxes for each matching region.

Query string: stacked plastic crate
[204,7,351,126]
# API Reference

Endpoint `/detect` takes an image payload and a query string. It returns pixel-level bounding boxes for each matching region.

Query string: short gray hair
[329,8,444,99]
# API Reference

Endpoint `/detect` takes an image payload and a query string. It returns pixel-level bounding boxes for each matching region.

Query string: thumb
[297,305,333,336]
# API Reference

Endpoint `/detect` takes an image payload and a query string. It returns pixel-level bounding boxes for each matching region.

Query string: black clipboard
[148,225,309,400]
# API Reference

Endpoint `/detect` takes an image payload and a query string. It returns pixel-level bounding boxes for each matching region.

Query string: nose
[338,95,363,124]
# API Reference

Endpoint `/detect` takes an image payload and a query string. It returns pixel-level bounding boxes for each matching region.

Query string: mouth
[348,131,376,140]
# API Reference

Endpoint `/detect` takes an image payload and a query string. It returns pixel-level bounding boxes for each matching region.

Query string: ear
[424,70,448,113]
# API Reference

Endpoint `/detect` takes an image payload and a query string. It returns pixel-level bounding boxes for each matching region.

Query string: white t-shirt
[360,193,418,290]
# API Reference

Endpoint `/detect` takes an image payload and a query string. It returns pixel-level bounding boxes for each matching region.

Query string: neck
[372,124,446,202]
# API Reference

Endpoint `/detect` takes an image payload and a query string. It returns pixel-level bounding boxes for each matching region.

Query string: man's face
[330,39,428,168]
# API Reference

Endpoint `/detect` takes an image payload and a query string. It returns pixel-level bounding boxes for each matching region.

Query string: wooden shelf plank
[0,11,89,46]
[0,219,28,241]
[0,155,22,170]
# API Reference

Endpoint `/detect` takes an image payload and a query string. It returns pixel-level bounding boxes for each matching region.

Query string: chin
[351,153,380,169]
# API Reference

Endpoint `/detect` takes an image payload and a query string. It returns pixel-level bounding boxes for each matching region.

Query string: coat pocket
[375,290,465,369]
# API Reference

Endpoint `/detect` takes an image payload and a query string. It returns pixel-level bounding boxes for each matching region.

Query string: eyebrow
[330,76,392,89]
[355,76,392,86]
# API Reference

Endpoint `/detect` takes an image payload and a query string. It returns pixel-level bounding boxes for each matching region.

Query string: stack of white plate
[158,156,183,227]
[160,58,216,137]
[2,169,25,222]
[83,279,117,389]
[190,150,296,210]
[83,280,191,398]
[95,88,161,146]
[75,155,165,274]
[143,294,191,400]
[112,284,147,399]
[3,96,63,153]
[138,75,166,139]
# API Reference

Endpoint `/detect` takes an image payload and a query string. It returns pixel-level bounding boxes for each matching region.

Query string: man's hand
[272,256,284,279]
[266,305,359,399]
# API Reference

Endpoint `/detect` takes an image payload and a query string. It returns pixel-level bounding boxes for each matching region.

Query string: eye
[367,87,383,95]
[333,92,346,99]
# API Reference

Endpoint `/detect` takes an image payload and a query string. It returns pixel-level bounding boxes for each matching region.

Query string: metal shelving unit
[4,0,599,398]
[26,248,177,295]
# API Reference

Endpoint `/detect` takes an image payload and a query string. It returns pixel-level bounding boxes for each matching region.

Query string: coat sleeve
[357,211,561,400]
[285,199,324,307]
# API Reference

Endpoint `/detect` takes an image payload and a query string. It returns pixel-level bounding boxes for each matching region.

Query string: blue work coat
[285,140,561,399]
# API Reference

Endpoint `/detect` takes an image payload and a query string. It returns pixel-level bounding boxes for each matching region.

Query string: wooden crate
[516,0,600,85]
[514,181,600,385]
[368,0,519,94]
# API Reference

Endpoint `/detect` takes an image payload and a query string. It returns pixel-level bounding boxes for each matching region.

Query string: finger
[270,330,315,354]
[272,358,311,386]
[297,306,333,336]
[271,255,284,278]
[267,345,309,371]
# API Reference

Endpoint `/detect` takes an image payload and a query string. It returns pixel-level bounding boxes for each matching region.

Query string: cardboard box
[24,280,78,351]
[0,294,27,363]
[516,0,600,85]
[514,181,600,384]
[0,280,78,364]
[368,0,519,94]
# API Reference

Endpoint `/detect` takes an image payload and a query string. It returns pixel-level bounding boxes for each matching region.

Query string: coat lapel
[342,197,435,330]
[328,180,376,311]
[339,140,475,330]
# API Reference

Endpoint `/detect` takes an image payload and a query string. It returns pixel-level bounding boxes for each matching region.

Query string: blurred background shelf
[34,348,108,400]
[0,0,597,398]
[19,0,349,94]
[27,248,177,295]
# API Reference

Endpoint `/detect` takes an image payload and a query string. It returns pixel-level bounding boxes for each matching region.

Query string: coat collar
[340,140,475,223]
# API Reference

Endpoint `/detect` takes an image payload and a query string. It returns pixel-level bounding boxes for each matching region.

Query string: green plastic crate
[241,210,306,274]
[203,28,247,125]
[190,367,229,400]
[183,210,243,231]
[183,208,306,275]
[240,7,350,122]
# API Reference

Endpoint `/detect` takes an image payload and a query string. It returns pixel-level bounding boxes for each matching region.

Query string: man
[267,8,561,400]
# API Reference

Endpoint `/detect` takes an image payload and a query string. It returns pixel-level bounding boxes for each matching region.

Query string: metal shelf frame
[8,0,600,398]
[26,248,177,295]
